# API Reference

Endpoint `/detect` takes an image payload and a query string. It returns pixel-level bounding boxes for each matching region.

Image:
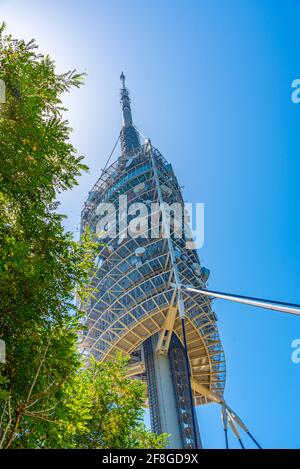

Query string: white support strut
[180,285,300,317]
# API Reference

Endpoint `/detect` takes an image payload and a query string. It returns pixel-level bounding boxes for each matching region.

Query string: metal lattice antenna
[120,71,126,89]
[119,72,140,154]
[120,71,133,127]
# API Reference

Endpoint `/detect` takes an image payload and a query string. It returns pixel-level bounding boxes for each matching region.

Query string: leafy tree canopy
[0,23,167,449]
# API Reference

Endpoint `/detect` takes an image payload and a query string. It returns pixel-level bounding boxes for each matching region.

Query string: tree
[0,23,167,449]
[15,356,167,449]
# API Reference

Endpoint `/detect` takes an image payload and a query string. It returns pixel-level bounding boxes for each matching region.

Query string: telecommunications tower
[80,74,226,448]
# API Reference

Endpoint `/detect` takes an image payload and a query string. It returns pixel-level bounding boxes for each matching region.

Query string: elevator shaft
[143,333,201,449]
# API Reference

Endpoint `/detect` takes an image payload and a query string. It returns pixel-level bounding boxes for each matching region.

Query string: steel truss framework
[80,142,226,412]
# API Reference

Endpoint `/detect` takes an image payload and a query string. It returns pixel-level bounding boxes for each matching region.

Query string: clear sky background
[2,0,300,449]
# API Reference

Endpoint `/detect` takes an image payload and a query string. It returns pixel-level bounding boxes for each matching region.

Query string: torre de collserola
[80,74,226,449]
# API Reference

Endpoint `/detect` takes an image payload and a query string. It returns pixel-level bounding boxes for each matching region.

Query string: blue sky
[2,0,300,448]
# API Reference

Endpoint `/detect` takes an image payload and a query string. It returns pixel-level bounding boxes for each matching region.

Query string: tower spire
[120,71,126,89]
[119,72,140,155]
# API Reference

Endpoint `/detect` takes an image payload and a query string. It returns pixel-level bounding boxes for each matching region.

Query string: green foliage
[0,24,166,449]
[15,356,167,449]
[56,356,167,449]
